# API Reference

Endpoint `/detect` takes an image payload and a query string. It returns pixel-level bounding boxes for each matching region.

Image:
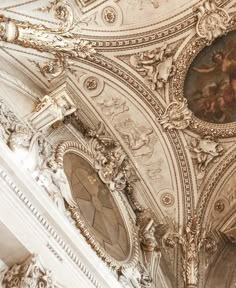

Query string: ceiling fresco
[185,31,236,124]
[0,0,235,287]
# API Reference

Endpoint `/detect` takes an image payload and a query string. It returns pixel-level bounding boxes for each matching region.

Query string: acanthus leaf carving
[194,0,230,44]
[0,0,95,80]
[163,215,217,288]
[2,254,55,288]
[159,100,192,130]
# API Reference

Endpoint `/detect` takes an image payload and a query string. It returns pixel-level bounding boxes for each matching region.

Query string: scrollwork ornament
[2,254,55,288]
[195,0,230,44]
[0,1,95,81]
[159,100,192,130]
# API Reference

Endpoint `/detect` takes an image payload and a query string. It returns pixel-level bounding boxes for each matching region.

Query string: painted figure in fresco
[192,39,236,122]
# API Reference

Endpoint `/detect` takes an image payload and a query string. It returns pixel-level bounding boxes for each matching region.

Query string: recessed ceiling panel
[63,153,129,261]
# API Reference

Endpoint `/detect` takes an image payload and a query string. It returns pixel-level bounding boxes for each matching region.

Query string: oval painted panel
[184,31,236,124]
[64,153,129,261]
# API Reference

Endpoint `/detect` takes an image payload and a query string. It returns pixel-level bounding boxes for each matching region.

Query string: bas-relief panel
[81,75,177,216]
[185,31,236,124]
[64,153,129,261]
[92,86,171,187]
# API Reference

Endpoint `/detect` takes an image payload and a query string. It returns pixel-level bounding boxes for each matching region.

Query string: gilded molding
[0,1,95,80]
[55,140,140,270]
[170,23,236,138]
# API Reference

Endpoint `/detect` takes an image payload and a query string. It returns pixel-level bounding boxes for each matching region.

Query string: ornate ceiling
[0,0,235,287]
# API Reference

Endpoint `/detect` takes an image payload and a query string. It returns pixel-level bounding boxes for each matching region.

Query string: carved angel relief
[159,100,192,130]
[195,0,230,44]
[188,136,223,179]
[130,43,176,91]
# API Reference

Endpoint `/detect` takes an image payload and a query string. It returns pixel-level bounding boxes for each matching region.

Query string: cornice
[0,142,122,288]
[80,0,232,51]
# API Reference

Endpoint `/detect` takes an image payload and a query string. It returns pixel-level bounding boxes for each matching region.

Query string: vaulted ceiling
[0,0,236,287]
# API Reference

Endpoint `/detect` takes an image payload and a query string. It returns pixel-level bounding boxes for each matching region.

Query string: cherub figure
[130,43,175,90]
[192,40,236,122]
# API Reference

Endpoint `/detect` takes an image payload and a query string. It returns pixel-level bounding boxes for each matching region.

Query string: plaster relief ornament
[115,119,153,151]
[130,43,176,91]
[28,93,76,131]
[129,0,159,10]
[2,254,54,288]
[95,95,129,121]
[118,266,142,288]
[159,100,193,130]
[36,158,77,214]
[188,136,223,179]
[163,215,217,288]
[0,0,95,80]
[0,98,22,143]
[88,122,134,192]
[136,209,158,269]
[195,0,230,44]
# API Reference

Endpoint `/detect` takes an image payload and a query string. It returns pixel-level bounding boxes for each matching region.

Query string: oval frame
[170,25,236,138]
[55,141,139,269]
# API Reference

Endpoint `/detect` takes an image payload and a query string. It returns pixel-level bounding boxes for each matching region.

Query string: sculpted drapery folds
[136,209,159,270]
